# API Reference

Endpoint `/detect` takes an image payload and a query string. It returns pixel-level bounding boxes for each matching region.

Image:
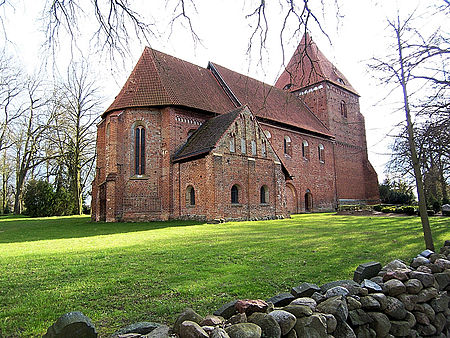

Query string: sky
[1,0,448,183]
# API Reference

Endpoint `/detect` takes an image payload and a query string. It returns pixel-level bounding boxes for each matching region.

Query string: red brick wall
[260,123,337,212]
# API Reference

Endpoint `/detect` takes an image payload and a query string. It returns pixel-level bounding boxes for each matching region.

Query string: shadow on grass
[0,215,204,244]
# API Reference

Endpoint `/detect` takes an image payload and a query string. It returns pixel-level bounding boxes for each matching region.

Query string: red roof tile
[275,33,358,95]
[210,63,332,137]
[105,47,235,115]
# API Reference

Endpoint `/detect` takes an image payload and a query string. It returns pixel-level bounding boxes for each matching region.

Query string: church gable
[173,106,287,173]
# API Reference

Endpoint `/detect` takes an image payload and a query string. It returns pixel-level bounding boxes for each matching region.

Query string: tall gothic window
[261,140,267,157]
[231,185,239,204]
[186,185,195,206]
[318,144,325,163]
[135,126,145,175]
[302,140,309,159]
[260,185,269,204]
[284,136,292,156]
[340,100,347,118]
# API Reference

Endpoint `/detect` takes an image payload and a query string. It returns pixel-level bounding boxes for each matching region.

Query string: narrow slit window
[135,126,145,175]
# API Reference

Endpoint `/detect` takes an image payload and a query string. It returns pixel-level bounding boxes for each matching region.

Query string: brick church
[91,34,379,222]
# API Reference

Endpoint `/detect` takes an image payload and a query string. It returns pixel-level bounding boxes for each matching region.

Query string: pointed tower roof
[275,33,358,95]
[104,47,235,116]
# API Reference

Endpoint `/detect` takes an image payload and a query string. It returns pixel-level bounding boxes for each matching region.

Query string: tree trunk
[396,23,434,251]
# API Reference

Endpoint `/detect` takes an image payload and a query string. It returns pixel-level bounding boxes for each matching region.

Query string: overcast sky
[1,0,447,183]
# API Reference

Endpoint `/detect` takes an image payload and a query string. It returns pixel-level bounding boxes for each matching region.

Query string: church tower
[275,33,379,204]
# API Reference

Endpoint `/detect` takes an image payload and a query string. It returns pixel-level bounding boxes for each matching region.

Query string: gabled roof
[275,33,358,95]
[172,107,243,162]
[209,63,332,137]
[105,47,235,116]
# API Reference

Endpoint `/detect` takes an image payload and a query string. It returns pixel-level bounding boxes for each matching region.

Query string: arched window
[284,136,291,156]
[260,185,269,204]
[186,185,195,206]
[251,140,257,156]
[302,140,309,159]
[305,189,313,211]
[231,185,239,204]
[318,144,325,163]
[135,126,145,175]
[230,134,236,153]
[241,137,246,154]
[340,101,347,118]
[261,140,267,157]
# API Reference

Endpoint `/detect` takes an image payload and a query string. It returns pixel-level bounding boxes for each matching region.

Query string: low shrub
[372,204,382,212]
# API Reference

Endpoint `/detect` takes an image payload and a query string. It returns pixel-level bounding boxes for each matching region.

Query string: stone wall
[44,241,450,337]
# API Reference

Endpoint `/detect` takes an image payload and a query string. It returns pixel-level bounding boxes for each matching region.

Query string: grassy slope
[0,214,448,337]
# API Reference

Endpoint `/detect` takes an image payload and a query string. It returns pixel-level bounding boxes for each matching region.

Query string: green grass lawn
[0,213,449,337]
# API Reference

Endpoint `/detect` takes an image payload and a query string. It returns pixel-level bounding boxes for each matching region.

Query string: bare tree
[52,62,101,215]
[12,77,53,214]
[371,9,450,250]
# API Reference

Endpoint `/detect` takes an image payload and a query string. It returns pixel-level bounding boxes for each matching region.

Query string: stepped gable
[105,47,235,116]
[173,106,243,162]
[209,62,332,137]
[275,33,358,95]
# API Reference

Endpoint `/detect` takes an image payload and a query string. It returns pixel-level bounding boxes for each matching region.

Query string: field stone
[389,320,410,336]
[201,315,224,326]
[419,249,434,258]
[433,312,446,333]
[411,256,430,268]
[385,296,407,320]
[368,312,391,337]
[281,304,313,318]
[209,328,230,338]
[381,259,409,272]
[322,314,337,333]
[226,313,247,325]
[430,291,449,312]
[396,293,418,311]
[143,325,170,338]
[414,303,435,321]
[409,271,435,288]
[225,323,262,338]
[416,286,438,303]
[267,310,296,336]
[416,323,437,336]
[434,271,450,290]
[248,312,281,338]
[173,309,203,334]
[311,292,325,304]
[405,279,423,294]
[294,314,327,338]
[361,279,382,293]
[346,296,362,310]
[353,325,375,338]
[284,329,297,338]
[333,321,356,338]
[370,293,388,311]
[353,262,382,283]
[266,293,295,307]
[413,311,430,325]
[235,300,268,316]
[404,311,416,328]
[360,295,381,311]
[348,309,372,326]
[43,311,97,338]
[214,300,238,319]
[384,279,406,296]
[290,283,321,298]
[324,286,349,298]
[435,258,450,270]
[112,322,162,337]
[320,280,359,295]
[289,297,316,311]
[416,265,432,273]
[316,296,348,322]
[179,321,208,338]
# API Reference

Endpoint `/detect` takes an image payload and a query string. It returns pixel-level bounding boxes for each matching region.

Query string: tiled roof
[105,47,235,115]
[209,63,332,137]
[172,107,243,162]
[275,33,358,95]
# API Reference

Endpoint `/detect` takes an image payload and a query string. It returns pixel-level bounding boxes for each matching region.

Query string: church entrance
[305,190,313,212]
[286,184,298,214]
